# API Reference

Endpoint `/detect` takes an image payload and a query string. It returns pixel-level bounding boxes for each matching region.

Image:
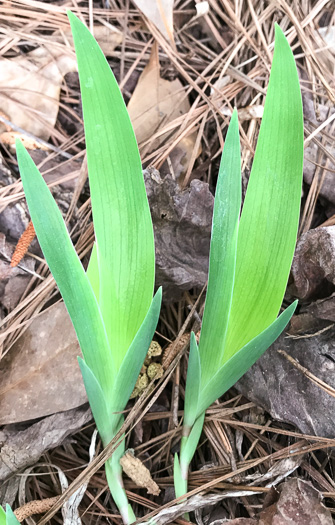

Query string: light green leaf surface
[198,301,297,416]
[0,506,5,525]
[87,242,99,298]
[199,109,241,386]
[173,454,186,498]
[16,140,115,398]
[180,412,205,469]
[105,436,137,524]
[5,507,20,525]
[183,333,201,429]
[78,358,113,445]
[68,11,155,369]
[110,288,162,411]
[224,25,303,360]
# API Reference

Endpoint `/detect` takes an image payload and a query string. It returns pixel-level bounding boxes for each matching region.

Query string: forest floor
[0,1,335,524]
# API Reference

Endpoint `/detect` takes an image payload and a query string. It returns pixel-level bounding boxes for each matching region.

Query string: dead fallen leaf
[0,131,49,151]
[120,450,160,496]
[133,0,174,43]
[235,323,335,438]
[289,226,335,301]
[259,478,332,525]
[0,302,86,425]
[128,45,198,178]
[0,406,92,482]
[0,45,77,140]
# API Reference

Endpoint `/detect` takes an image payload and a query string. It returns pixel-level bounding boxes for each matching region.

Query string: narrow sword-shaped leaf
[16,140,115,397]
[173,454,185,498]
[198,301,297,416]
[78,358,113,445]
[105,433,136,525]
[198,109,241,386]
[224,25,303,360]
[183,333,201,429]
[86,242,99,298]
[110,288,162,411]
[5,507,20,525]
[0,507,5,525]
[180,412,205,474]
[68,12,155,369]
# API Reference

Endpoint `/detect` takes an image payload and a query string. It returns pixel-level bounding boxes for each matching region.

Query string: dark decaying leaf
[235,323,335,437]
[288,226,335,300]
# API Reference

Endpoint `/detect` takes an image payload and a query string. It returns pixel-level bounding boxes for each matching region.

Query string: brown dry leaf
[258,478,332,524]
[0,45,77,140]
[132,0,174,43]
[128,45,197,177]
[1,131,49,151]
[0,302,86,425]
[120,450,160,496]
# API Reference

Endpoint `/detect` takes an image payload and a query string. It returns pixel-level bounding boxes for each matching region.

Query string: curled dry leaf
[120,450,160,496]
[0,45,77,141]
[144,169,213,300]
[0,302,86,425]
[132,0,174,43]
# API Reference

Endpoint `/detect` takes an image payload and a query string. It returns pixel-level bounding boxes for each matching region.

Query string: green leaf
[105,435,137,524]
[110,288,162,411]
[68,11,155,369]
[86,242,99,299]
[224,25,303,360]
[198,301,297,415]
[183,333,201,429]
[0,506,5,525]
[199,109,241,386]
[173,453,186,499]
[180,412,205,471]
[16,140,115,398]
[78,358,115,445]
[5,506,20,525]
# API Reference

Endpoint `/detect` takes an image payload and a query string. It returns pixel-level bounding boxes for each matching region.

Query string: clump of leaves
[16,11,161,525]
[174,25,304,501]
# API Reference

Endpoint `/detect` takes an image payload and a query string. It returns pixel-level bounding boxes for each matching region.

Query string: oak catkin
[10,220,35,267]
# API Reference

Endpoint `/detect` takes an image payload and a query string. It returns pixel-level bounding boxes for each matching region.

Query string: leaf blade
[110,288,162,410]
[183,333,201,429]
[198,301,297,415]
[5,506,20,525]
[68,12,155,369]
[224,26,303,359]
[78,358,115,445]
[198,109,241,386]
[16,141,115,397]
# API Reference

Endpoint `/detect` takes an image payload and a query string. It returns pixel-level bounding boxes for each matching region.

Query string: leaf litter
[0,0,335,523]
